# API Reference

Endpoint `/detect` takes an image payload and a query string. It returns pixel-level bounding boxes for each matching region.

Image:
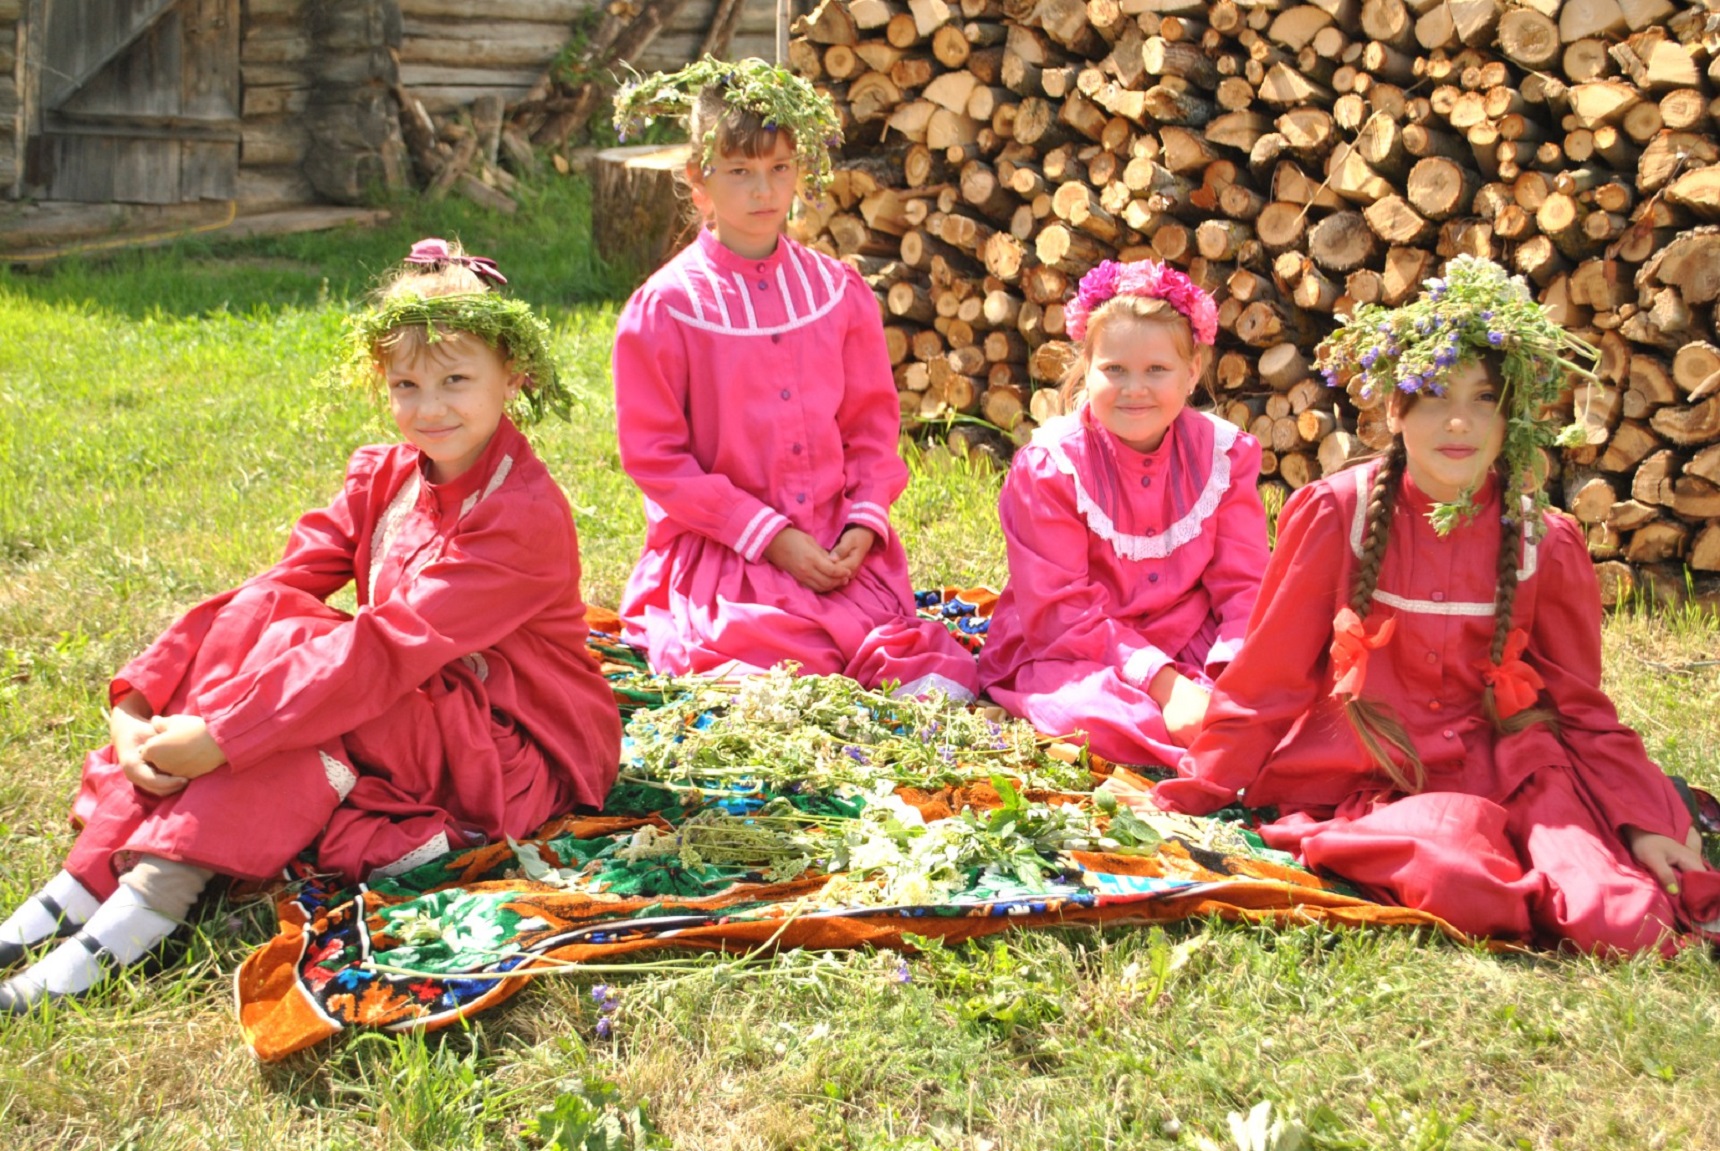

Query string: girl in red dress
[0,241,621,1010]
[1152,256,1719,955]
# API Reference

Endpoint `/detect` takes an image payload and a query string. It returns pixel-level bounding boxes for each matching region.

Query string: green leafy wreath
[612,55,843,196]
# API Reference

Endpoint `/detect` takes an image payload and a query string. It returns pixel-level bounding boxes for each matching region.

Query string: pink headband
[1064,259,1218,346]
[405,237,508,286]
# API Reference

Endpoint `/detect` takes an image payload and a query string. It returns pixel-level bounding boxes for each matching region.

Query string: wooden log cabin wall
[787,0,1720,607]
[3,0,789,224]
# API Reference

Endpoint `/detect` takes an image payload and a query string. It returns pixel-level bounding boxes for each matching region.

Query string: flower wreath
[1063,259,1219,346]
[333,242,570,426]
[1316,255,1598,536]
[612,55,843,197]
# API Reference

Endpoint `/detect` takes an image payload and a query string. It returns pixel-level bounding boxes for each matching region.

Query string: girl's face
[1388,358,1507,503]
[1083,314,1203,453]
[686,131,800,261]
[383,332,522,484]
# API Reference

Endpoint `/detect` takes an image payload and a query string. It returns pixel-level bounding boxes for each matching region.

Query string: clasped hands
[110,692,228,797]
[763,525,876,593]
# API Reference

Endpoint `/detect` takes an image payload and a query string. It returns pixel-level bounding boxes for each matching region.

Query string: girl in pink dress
[0,241,622,1011]
[609,58,979,699]
[1152,256,1719,955]
[979,260,1269,767]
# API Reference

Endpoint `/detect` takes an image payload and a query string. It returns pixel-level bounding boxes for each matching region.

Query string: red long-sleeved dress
[64,418,621,895]
[1152,459,1719,954]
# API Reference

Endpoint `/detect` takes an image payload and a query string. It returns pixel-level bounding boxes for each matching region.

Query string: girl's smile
[1082,315,1204,453]
[384,334,523,484]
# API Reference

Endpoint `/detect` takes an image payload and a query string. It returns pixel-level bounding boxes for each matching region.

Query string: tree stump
[592,144,697,282]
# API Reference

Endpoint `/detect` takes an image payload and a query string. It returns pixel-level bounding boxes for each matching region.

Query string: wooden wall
[397,0,593,112]
[639,0,789,75]
[1,1,20,198]
[239,0,315,208]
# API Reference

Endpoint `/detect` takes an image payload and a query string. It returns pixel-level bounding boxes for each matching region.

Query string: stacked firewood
[786,0,1720,604]
[394,89,543,215]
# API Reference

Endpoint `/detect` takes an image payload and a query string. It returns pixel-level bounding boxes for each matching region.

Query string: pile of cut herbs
[519,667,1177,907]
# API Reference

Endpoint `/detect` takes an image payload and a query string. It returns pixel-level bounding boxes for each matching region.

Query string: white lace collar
[1036,409,1239,562]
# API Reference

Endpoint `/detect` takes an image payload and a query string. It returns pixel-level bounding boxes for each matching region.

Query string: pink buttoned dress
[611,229,979,697]
[63,419,622,896]
[1153,460,1720,955]
[978,405,1269,767]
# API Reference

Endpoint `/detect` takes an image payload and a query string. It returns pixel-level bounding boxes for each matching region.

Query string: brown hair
[1342,357,1555,791]
[1057,295,1210,407]
[689,85,798,165]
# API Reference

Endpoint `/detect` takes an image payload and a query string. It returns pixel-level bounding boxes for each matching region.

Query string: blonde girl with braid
[1152,257,1719,956]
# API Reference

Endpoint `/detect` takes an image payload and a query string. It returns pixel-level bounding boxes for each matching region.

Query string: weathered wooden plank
[402,84,540,114]
[0,37,13,74]
[38,134,180,203]
[61,11,186,118]
[635,30,774,71]
[236,166,317,209]
[397,63,545,89]
[243,58,371,86]
[243,0,308,19]
[42,0,180,109]
[0,2,22,21]
[180,140,238,199]
[182,0,240,123]
[241,119,310,167]
[399,0,595,18]
[241,26,311,65]
[398,22,572,67]
[242,86,310,117]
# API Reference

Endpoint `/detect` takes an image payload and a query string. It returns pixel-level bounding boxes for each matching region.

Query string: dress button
[1443,729,1456,740]
[771,334,781,344]
[792,443,802,454]
[1425,651,1438,664]
[780,388,791,400]
[1429,700,1442,711]
[1148,572,1160,583]
[796,493,807,504]
[758,280,769,290]
[1431,591,1445,602]
[1146,528,1157,537]
[1140,475,1152,488]
[756,262,766,272]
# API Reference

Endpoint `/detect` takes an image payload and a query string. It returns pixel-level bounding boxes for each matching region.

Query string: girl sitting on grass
[978,260,1269,768]
[0,239,622,1011]
[1151,256,1719,955]
[608,58,979,700]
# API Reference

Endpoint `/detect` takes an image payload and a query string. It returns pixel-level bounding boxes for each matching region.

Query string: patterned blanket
[233,593,1713,1061]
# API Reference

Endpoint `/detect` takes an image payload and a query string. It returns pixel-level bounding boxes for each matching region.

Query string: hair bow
[1475,629,1544,719]
[405,237,509,286]
[1329,606,1397,699]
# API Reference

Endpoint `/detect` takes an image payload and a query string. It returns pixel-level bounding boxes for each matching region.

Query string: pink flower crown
[1064,259,1218,347]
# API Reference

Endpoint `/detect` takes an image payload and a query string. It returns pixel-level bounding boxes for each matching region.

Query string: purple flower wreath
[1063,259,1219,347]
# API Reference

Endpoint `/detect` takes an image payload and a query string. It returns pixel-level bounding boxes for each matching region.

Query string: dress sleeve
[998,448,1174,685]
[834,265,908,540]
[1526,515,1690,841]
[612,286,792,561]
[111,446,371,711]
[1152,482,1347,814]
[196,484,575,770]
[1200,431,1270,671]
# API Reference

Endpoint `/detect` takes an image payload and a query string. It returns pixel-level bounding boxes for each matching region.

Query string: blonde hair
[370,241,504,370]
[1058,295,1208,406]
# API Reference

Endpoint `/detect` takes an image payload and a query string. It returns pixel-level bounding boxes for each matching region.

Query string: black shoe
[0,930,119,1015]
[0,893,83,970]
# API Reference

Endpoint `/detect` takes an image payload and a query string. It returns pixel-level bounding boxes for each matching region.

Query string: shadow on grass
[0,176,639,320]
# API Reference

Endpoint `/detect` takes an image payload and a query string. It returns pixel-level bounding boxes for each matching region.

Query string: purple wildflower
[843,745,870,764]
[891,959,913,984]
[1488,331,1505,347]
[1360,347,1379,368]
[595,1017,613,1039]
[591,984,611,1003]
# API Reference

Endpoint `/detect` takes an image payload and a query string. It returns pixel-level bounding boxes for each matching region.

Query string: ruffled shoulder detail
[1033,409,1241,562]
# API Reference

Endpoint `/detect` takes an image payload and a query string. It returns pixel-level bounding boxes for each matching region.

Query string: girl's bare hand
[1625,825,1710,895]
[141,714,227,780]
[763,527,849,593]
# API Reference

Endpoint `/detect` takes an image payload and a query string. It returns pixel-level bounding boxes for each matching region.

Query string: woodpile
[786,0,1720,606]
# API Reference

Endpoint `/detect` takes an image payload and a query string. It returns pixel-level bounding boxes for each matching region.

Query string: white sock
[0,871,100,946]
[13,885,180,997]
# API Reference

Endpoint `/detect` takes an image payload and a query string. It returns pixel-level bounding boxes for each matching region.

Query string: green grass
[2,178,1719,1150]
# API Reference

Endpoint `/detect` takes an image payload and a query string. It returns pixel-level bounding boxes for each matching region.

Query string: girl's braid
[1343,440,1425,793]
[1483,475,1558,735]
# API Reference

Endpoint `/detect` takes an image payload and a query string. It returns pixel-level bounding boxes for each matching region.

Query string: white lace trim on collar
[1038,410,1238,562]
